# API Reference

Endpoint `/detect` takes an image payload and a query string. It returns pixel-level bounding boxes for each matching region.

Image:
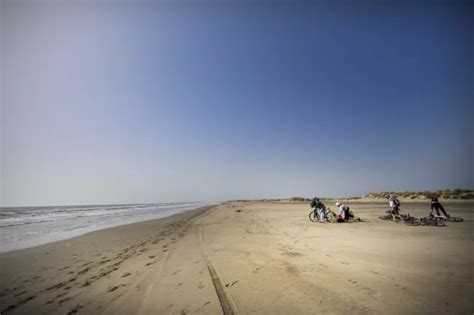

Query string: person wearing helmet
[388,195,401,217]
[335,202,352,222]
[310,197,328,223]
[430,196,449,218]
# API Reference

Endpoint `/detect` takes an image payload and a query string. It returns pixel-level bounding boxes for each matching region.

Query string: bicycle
[401,214,446,227]
[419,216,447,227]
[428,212,463,222]
[308,208,336,223]
[379,209,402,222]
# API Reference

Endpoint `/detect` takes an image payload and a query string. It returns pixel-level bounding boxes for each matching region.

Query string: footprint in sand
[198,282,205,289]
[55,292,67,300]
[66,304,82,315]
[59,296,72,305]
[107,284,126,293]
[225,281,239,287]
[81,261,94,267]
[121,272,131,278]
[13,290,27,297]
[77,267,90,275]
[47,281,68,291]
[282,251,304,257]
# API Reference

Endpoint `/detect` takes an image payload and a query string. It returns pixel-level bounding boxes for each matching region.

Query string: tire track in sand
[199,225,238,315]
[137,250,171,314]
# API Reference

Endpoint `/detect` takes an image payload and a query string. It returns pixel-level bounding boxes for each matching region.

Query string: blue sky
[1,0,472,206]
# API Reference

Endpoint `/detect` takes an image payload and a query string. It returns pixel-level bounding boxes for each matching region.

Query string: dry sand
[1,201,473,314]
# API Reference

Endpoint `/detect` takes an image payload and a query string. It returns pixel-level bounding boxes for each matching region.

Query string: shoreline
[1,201,472,314]
[0,204,218,314]
[0,204,215,256]
[0,204,215,255]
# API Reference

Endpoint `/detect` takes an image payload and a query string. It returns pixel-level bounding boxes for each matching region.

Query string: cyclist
[430,196,450,218]
[310,197,328,223]
[388,195,401,218]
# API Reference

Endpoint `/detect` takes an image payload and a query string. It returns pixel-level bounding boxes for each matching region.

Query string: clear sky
[1,0,472,206]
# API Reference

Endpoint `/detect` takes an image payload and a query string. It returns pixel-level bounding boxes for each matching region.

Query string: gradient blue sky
[1,0,473,206]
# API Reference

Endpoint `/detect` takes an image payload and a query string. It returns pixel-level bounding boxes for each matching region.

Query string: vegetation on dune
[287,197,311,202]
[364,189,474,200]
[230,189,474,203]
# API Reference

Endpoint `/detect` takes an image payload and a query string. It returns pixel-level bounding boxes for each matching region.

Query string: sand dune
[1,201,473,314]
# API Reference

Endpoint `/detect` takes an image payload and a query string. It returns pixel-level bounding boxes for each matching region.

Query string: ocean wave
[0,202,211,253]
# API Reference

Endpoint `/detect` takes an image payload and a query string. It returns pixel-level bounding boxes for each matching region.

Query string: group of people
[386,195,450,218]
[310,194,450,223]
[310,197,354,223]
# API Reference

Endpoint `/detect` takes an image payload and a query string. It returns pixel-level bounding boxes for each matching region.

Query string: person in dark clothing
[310,197,325,210]
[310,197,328,222]
[430,196,449,217]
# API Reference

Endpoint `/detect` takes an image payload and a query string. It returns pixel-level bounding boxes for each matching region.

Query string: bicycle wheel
[404,218,421,226]
[309,211,318,222]
[326,212,336,222]
[424,219,446,227]
[393,215,402,223]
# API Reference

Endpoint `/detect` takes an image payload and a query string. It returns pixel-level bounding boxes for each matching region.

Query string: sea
[0,202,211,254]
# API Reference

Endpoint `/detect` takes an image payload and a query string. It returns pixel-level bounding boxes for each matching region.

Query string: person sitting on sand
[335,202,353,222]
[430,196,450,218]
[388,195,401,218]
[310,197,328,223]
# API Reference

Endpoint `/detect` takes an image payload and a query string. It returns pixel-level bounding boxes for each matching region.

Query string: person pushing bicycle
[310,197,329,223]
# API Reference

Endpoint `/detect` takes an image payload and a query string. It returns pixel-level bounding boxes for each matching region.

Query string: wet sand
[0,201,473,314]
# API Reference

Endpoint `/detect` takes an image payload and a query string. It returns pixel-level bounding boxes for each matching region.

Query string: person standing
[430,196,449,217]
[388,195,401,216]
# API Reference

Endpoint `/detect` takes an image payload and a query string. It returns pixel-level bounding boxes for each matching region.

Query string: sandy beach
[1,201,473,314]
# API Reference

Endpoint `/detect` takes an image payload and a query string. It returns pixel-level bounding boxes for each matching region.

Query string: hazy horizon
[1,0,473,207]
[1,189,474,208]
